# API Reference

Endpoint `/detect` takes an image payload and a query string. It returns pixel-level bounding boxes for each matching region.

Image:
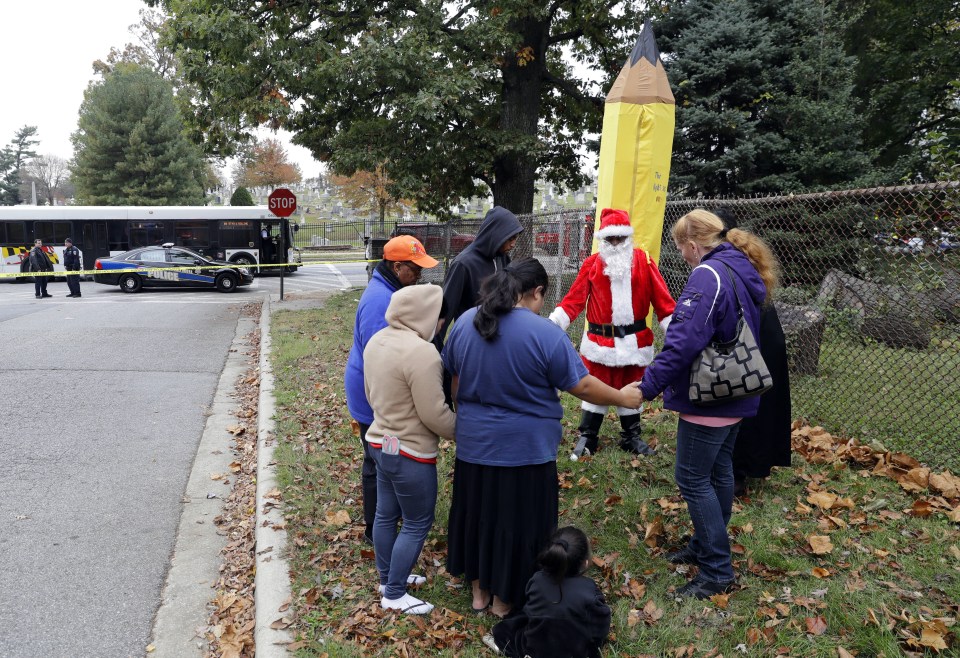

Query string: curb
[254,295,294,656]
[149,312,258,656]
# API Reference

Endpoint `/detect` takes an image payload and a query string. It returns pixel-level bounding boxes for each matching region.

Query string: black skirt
[446,459,558,607]
[733,304,793,479]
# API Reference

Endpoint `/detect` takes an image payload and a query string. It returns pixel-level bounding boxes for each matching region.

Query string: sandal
[472,594,493,614]
[381,593,434,615]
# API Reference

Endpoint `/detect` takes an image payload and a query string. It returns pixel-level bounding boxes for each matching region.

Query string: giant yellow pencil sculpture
[594,19,675,264]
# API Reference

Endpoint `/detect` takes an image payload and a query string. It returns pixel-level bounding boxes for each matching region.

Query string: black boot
[618,414,654,455]
[570,411,604,461]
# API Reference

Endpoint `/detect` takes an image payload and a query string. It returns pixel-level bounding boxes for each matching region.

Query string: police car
[93,244,254,293]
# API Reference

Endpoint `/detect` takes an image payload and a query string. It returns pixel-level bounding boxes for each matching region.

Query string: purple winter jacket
[639,242,767,418]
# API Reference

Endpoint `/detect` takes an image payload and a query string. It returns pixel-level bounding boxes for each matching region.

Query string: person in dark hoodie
[437,205,524,337]
[712,208,792,497]
[485,526,610,658]
[638,209,779,600]
[345,235,439,544]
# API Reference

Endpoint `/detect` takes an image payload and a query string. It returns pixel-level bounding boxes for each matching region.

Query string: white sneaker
[481,633,501,654]
[378,574,427,594]
[381,593,434,615]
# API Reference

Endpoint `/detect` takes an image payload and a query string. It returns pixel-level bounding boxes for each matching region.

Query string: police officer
[29,239,54,299]
[64,237,82,298]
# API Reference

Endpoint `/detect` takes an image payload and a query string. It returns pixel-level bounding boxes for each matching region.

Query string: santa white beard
[599,239,634,280]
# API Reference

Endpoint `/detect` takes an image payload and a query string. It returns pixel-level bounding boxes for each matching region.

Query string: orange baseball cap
[383,235,439,268]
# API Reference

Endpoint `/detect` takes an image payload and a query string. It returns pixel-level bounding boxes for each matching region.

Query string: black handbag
[688,264,772,405]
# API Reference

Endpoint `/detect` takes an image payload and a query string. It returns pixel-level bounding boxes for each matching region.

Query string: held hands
[619,381,643,410]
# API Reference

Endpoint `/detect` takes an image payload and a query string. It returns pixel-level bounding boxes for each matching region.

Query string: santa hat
[596,208,634,239]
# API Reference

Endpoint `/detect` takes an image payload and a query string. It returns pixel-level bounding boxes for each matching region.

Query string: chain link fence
[298,182,959,470]
[517,182,960,471]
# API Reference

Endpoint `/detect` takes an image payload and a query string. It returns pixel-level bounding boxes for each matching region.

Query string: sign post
[268,188,297,301]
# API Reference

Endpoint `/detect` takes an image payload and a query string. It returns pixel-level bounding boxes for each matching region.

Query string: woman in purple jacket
[639,209,779,600]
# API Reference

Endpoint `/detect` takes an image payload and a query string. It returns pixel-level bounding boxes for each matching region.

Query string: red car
[390,223,475,255]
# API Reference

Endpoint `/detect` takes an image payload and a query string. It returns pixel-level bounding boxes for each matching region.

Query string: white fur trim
[581,400,608,414]
[608,266,634,325]
[548,307,570,330]
[596,225,634,239]
[579,332,655,367]
[616,404,644,416]
[659,314,672,333]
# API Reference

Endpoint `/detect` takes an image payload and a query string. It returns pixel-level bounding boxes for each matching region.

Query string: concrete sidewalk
[150,291,341,657]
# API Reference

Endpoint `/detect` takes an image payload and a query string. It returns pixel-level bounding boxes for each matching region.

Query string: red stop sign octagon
[268,188,297,217]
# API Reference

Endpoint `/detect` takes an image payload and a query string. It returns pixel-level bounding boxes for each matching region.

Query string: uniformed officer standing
[64,237,82,298]
[29,239,54,299]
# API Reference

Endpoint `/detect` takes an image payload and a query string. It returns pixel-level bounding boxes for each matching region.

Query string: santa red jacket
[549,250,676,368]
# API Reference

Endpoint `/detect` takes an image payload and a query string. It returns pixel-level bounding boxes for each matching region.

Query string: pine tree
[71,64,205,205]
[230,187,254,206]
[0,126,39,205]
[656,0,871,196]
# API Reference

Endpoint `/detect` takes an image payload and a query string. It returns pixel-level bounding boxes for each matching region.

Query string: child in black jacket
[484,526,611,658]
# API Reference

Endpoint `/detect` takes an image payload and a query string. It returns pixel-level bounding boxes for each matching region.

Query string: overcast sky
[0,0,323,180]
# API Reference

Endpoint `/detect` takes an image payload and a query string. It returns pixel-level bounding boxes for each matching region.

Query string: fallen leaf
[324,509,351,526]
[808,535,834,554]
[812,567,831,578]
[805,615,828,635]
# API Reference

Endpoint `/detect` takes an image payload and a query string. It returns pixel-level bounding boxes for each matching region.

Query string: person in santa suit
[549,208,676,459]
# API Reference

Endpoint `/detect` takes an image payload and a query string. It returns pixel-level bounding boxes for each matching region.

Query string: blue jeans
[371,448,437,599]
[674,418,741,584]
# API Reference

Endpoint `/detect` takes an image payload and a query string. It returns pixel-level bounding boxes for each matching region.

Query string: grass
[790,324,960,473]
[270,290,960,657]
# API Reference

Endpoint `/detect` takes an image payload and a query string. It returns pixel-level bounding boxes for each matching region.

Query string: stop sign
[268,188,297,217]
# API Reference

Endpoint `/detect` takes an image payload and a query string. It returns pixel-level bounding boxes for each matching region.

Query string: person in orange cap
[345,235,439,544]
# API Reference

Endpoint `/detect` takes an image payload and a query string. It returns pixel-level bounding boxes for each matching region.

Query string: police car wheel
[215,272,238,292]
[119,274,142,293]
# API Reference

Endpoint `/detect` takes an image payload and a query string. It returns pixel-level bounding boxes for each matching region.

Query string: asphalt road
[0,262,373,657]
[0,283,256,656]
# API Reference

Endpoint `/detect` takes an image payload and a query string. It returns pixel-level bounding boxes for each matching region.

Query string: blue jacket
[345,268,399,424]
[640,243,767,418]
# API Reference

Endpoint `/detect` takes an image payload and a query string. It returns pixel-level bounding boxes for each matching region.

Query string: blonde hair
[671,209,779,300]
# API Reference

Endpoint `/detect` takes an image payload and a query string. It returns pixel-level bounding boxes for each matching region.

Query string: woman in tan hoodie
[363,283,456,615]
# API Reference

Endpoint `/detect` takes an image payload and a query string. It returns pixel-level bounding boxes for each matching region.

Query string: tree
[230,186,255,206]
[232,138,301,190]
[839,0,960,179]
[0,126,40,205]
[330,163,413,231]
[24,155,70,205]
[71,64,206,205]
[655,0,871,196]
[147,1,648,215]
[93,9,177,80]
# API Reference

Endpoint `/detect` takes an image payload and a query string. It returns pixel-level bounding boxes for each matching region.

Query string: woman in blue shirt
[441,258,642,617]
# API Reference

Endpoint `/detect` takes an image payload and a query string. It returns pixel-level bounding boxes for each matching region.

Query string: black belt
[588,319,646,339]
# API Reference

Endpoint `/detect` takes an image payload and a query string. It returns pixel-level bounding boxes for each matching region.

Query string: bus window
[174,221,210,248]
[219,220,257,248]
[130,222,165,247]
[2,221,26,244]
[34,221,73,243]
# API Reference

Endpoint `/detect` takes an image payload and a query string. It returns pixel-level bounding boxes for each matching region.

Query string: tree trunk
[491,18,548,217]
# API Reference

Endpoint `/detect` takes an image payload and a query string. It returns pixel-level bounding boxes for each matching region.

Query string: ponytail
[538,526,590,586]
[473,258,549,341]
[725,228,779,298]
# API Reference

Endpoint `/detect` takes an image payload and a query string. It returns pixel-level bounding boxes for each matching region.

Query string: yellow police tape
[0,259,378,280]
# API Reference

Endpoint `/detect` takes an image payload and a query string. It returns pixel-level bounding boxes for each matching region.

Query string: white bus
[0,206,301,280]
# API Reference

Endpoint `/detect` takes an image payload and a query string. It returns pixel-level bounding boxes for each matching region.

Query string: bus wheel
[119,274,142,293]
[216,272,238,293]
[231,254,258,275]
